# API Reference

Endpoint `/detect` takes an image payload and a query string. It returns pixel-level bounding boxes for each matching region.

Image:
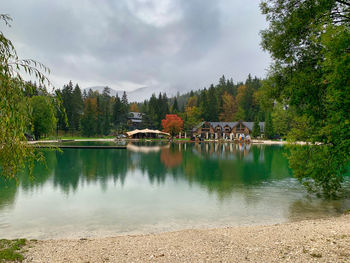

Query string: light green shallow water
[0,142,349,239]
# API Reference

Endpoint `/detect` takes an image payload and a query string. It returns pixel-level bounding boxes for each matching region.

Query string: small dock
[35,145,127,149]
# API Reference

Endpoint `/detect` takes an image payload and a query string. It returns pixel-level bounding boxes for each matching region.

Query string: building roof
[192,121,265,132]
[126,129,170,137]
[130,119,142,123]
[128,112,143,120]
[208,122,239,129]
[192,122,205,131]
[242,122,265,132]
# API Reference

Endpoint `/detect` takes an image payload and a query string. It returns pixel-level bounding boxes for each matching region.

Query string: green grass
[0,239,26,262]
[136,138,168,141]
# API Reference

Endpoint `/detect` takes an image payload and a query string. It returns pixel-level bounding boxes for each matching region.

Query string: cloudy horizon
[2,0,271,101]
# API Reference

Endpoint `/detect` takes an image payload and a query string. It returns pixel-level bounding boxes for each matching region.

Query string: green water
[0,143,349,239]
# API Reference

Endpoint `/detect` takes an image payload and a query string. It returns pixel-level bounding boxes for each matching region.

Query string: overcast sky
[2,0,271,101]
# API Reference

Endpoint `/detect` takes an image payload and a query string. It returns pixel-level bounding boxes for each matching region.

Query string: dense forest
[25,74,277,139]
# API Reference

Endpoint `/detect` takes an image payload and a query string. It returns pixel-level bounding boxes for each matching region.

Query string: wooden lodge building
[128,112,143,130]
[192,121,265,140]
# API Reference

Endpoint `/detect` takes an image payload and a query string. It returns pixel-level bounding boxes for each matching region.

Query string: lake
[0,142,349,239]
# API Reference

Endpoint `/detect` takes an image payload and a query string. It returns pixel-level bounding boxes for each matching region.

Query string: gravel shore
[23,214,350,263]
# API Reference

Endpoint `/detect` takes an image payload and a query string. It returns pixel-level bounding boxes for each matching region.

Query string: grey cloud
[1,0,270,101]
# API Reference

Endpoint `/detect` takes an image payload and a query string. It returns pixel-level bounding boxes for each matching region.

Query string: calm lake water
[1,142,349,239]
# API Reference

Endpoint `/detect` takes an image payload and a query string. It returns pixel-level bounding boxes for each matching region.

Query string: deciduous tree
[219,92,237,121]
[261,0,350,196]
[30,96,57,139]
[161,114,183,137]
[130,103,139,112]
[0,14,51,177]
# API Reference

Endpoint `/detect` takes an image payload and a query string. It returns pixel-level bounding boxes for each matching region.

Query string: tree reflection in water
[0,142,292,203]
[160,144,183,168]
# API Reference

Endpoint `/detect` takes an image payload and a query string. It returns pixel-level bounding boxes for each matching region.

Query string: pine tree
[101,87,112,135]
[207,85,218,121]
[61,81,74,131]
[252,117,261,138]
[145,94,159,129]
[112,94,123,130]
[71,84,83,132]
[199,89,209,120]
[264,112,274,139]
[81,98,97,137]
[172,97,179,113]
[121,91,129,129]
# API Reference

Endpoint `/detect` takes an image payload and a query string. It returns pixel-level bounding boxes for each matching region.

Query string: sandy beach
[23,214,350,263]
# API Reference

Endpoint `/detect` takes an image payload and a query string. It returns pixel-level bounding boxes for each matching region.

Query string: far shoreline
[30,138,291,145]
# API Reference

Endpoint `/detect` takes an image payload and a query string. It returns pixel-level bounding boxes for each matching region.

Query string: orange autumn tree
[161,114,183,137]
[129,102,139,112]
[219,92,238,121]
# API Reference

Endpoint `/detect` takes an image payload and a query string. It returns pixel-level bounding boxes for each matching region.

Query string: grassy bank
[0,239,26,262]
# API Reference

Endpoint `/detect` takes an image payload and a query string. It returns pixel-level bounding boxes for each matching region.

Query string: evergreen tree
[172,97,179,113]
[100,87,112,135]
[207,85,219,121]
[88,88,94,97]
[112,94,123,130]
[121,91,128,105]
[252,117,261,138]
[61,81,74,131]
[121,91,129,129]
[71,84,83,132]
[199,89,209,120]
[264,112,274,139]
[162,93,169,115]
[81,98,97,137]
[145,94,159,129]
